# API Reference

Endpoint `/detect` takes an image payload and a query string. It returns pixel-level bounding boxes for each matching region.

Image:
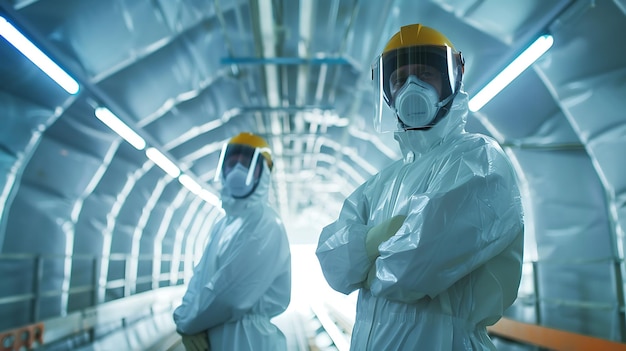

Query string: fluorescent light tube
[146,147,181,178]
[199,189,221,207]
[469,34,554,112]
[0,16,79,95]
[95,107,146,150]
[178,174,202,194]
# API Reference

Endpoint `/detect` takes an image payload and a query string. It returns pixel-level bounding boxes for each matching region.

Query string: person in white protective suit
[316,23,524,350]
[173,132,292,351]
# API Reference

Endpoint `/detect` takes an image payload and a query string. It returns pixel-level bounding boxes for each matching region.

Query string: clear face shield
[372,45,463,132]
[214,143,266,198]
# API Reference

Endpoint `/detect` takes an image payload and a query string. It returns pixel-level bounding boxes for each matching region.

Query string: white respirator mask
[223,163,255,198]
[393,75,442,129]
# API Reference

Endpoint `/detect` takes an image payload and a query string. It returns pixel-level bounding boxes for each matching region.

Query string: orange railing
[0,322,44,351]
[488,317,626,351]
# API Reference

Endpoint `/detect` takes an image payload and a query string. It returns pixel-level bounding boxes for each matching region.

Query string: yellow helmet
[383,23,458,54]
[227,132,273,170]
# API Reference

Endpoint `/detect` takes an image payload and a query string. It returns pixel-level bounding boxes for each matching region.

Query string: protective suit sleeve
[173,211,291,334]
[370,143,523,303]
[315,184,375,295]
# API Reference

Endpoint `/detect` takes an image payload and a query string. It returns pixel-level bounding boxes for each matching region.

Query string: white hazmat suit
[174,163,292,350]
[316,91,524,350]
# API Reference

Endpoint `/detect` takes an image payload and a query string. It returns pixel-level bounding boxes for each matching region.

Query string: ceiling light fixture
[178,174,202,194]
[468,34,554,112]
[94,107,146,150]
[199,189,221,207]
[0,15,79,95]
[145,147,181,178]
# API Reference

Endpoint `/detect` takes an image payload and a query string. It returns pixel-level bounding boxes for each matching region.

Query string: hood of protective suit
[220,162,270,214]
[394,90,469,159]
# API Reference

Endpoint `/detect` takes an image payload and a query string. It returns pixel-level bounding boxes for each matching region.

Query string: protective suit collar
[394,90,469,160]
[221,162,270,214]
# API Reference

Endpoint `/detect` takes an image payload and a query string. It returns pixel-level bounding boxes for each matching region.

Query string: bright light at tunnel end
[468,34,554,112]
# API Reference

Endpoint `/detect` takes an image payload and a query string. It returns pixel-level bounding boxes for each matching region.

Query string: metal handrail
[0,252,185,329]
[0,286,186,350]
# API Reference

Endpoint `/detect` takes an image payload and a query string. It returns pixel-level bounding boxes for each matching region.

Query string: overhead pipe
[220,56,353,65]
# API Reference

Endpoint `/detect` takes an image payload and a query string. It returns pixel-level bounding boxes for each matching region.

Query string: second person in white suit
[174,132,291,351]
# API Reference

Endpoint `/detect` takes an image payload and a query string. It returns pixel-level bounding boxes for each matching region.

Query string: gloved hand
[181,331,209,351]
[365,215,407,260]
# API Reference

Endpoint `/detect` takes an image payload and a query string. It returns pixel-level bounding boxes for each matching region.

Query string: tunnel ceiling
[1,0,625,255]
